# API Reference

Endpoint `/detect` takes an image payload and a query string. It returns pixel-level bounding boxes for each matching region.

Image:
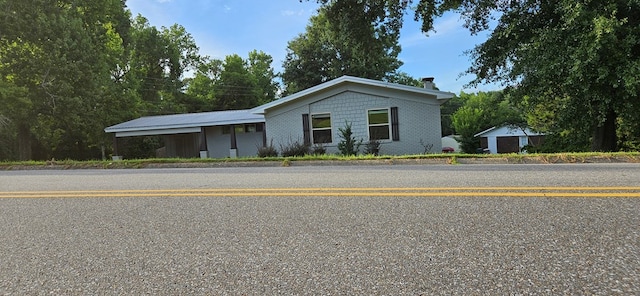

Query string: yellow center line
[2,186,640,195]
[1,187,639,198]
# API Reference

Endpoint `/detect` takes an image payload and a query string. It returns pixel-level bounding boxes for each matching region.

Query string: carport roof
[105,109,264,137]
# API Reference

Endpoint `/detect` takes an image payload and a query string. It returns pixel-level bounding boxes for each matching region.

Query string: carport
[104,110,265,159]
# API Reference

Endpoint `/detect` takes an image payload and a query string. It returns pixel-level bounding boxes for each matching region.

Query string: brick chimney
[421,77,435,89]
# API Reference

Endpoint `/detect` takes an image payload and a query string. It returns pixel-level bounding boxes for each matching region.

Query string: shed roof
[251,75,455,114]
[105,109,264,137]
[474,125,544,138]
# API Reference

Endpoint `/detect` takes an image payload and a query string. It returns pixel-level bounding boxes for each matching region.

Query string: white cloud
[281,9,305,16]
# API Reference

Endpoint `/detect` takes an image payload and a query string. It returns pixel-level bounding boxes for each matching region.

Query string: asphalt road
[0,164,638,295]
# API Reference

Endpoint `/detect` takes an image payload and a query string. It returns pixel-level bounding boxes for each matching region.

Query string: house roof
[105,109,264,137]
[251,75,455,114]
[474,125,544,138]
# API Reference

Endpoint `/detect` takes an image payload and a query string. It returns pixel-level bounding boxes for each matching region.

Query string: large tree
[0,0,131,160]
[186,51,278,111]
[283,0,405,93]
[452,91,523,153]
[126,16,202,115]
[412,0,640,151]
[307,0,639,151]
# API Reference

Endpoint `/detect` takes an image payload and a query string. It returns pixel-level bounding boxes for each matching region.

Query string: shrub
[364,139,381,156]
[337,121,362,156]
[311,144,326,155]
[280,139,309,157]
[257,140,278,157]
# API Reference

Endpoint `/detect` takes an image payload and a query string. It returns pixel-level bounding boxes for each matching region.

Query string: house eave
[251,75,455,114]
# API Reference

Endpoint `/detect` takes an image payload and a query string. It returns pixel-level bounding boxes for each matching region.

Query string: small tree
[338,121,362,156]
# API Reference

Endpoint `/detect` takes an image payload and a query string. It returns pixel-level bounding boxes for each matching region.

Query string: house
[104,75,454,158]
[104,110,265,159]
[252,76,454,155]
[474,125,545,154]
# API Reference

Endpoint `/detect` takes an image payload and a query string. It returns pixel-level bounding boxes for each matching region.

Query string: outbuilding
[474,125,545,154]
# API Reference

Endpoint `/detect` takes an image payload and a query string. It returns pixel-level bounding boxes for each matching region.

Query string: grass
[0,152,639,170]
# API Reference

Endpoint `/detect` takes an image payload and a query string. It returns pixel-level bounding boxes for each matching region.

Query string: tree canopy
[451,91,523,153]
[0,1,279,160]
[413,0,640,151]
[282,0,405,93]
[307,0,639,151]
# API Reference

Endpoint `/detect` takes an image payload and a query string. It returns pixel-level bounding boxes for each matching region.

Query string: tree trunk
[17,123,32,160]
[591,109,617,152]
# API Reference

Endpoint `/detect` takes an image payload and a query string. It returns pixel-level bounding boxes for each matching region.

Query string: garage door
[497,136,519,153]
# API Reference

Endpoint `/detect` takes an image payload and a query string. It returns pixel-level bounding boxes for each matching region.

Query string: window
[311,113,332,144]
[245,124,257,133]
[222,124,256,134]
[368,109,390,140]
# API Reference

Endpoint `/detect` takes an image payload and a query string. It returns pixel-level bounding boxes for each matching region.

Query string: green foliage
[248,50,280,105]
[311,144,327,155]
[186,51,278,112]
[411,0,640,151]
[279,139,310,157]
[307,0,640,152]
[440,94,464,136]
[386,72,424,87]
[213,54,259,110]
[0,0,132,160]
[363,139,381,156]
[282,1,403,93]
[452,91,524,153]
[0,1,280,160]
[257,140,278,158]
[337,121,362,156]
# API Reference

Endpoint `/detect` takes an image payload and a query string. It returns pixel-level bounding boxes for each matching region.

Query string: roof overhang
[252,75,455,114]
[112,127,202,138]
[105,109,264,137]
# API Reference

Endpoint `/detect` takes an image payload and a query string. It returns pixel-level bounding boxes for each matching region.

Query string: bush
[280,139,309,157]
[364,139,381,155]
[337,121,362,156]
[257,140,278,157]
[311,144,326,155]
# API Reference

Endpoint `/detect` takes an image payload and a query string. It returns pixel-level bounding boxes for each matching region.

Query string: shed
[474,125,545,154]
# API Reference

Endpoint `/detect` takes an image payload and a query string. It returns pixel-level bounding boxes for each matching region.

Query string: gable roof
[474,125,544,138]
[251,75,455,114]
[105,109,264,137]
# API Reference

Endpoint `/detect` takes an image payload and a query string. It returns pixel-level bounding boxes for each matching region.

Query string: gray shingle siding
[265,105,309,150]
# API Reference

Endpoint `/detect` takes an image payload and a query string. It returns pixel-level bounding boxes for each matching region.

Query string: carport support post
[199,127,208,159]
[112,135,122,161]
[229,125,238,158]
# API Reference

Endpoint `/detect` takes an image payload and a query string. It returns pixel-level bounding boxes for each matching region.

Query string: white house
[474,125,545,154]
[104,76,455,158]
[252,76,454,155]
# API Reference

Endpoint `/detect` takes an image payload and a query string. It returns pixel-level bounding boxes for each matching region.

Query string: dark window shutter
[302,114,311,145]
[391,107,399,141]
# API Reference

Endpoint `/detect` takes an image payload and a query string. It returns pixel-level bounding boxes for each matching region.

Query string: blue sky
[126,0,500,94]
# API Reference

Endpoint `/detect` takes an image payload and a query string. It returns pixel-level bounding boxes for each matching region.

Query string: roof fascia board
[115,127,202,138]
[253,76,454,114]
[105,117,264,134]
